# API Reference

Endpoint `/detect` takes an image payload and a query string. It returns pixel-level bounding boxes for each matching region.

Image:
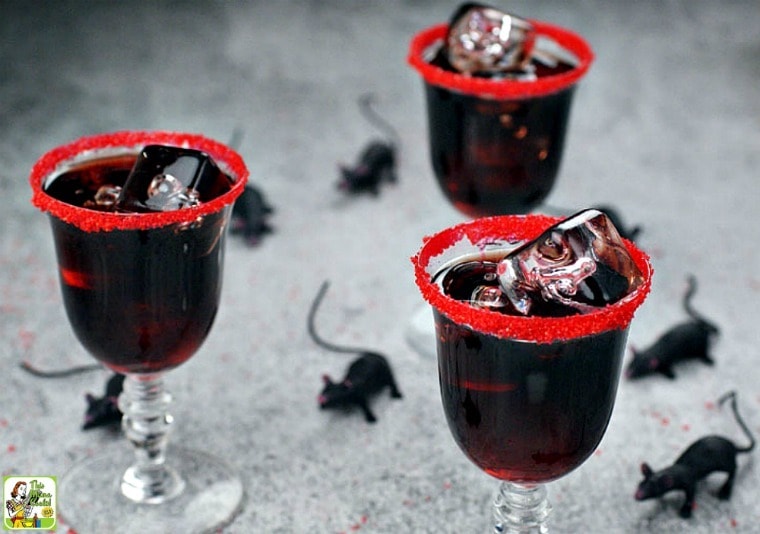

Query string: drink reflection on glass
[30,131,248,533]
[413,213,652,532]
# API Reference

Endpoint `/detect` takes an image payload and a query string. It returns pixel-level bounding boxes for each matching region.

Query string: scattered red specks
[681,424,691,432]
[660,417,670,427]
[339,515,368,533]
[443,481,452,490]
[350,516,368,531]
[288,285,301,302]
[58,516,78,534]
[0,418,8,427]
[594,449,603,456]
[18,329,35,351]
[730,518,739,528]
[7,444,16,453]
[705,401,716,410]
[402,499,414,507]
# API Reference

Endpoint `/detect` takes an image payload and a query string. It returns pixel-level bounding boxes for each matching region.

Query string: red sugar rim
[407,21,594,99]
[412,215,652,344]
[29,130,249,232]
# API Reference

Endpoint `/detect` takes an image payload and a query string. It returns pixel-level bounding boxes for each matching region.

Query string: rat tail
[719,390,756,453]
[359,93,400,148]
[307,280,367,355]
[682,274,720,335]
[19,360,102,378]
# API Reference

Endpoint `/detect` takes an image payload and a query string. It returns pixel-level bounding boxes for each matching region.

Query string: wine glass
[405,17,595,357]
[412,215,652,532]
[408,18,594,217]
[29,131,249,533]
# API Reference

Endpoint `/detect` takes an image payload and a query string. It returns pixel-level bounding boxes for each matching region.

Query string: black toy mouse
[231,184,274,246]
[19,361,124,430]
[635,391,755,518]
[337,94,399,195]
[83,373,125,430]
[626,275,719,379]
[308,280,402,423]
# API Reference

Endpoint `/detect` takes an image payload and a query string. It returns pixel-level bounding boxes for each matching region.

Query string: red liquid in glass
[425,52,576,217]
[44,156,232,374]
[436,263,627,483]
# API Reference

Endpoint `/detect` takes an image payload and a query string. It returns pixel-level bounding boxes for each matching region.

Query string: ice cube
[496,209,644,315]
[446,3,536,77]
[83,184,122,211]
[470,285,510,310]
[117,145,226,213]
[441,261,500,301]
[145,173,200,210]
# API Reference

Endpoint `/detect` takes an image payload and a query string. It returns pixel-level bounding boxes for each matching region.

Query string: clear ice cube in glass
[496,209,645,315]
[446,4,535,76]
[117,145,222,213]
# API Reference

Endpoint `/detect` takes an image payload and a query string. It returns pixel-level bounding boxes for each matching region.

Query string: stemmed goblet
[30,131,248,533]
[405,9,595,357]
[407,11,594,217]
[412,214,652,532]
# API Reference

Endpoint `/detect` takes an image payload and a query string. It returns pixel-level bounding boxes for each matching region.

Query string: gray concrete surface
[1,1,759,532]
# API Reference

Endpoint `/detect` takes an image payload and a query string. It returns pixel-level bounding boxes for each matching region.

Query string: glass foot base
[60,445,243,534]
[405,303,437,359]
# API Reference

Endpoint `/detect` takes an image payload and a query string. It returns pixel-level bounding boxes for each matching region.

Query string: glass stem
[118,373,184,504]
[493,482,551,533]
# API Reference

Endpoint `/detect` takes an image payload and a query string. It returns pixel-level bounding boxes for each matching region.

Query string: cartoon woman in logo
[5,481,34,529]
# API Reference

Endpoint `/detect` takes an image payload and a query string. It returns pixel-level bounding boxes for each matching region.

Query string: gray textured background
[1,1,759,532]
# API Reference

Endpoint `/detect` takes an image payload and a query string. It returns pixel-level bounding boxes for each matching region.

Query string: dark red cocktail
[42,152,230,374]
[408,23,594,216]
[413,214,651,531]
[30,131,248,532]
[31,133,245,374]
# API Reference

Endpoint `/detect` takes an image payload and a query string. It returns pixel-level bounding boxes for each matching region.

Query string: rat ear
[322,374,333,385]
[641,463,653,478]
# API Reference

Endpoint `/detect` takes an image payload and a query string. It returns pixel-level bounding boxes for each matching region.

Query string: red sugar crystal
[30,130,249,233]
[412,214,652,344]
[408,21,594,100]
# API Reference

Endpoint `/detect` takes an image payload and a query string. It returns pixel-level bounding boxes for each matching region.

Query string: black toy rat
[231,184,274,246]
[635,391,755,518]
[308,280,402,423]
[626,275,719,379]
[337,94,399,195]
[19,361,124,429]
